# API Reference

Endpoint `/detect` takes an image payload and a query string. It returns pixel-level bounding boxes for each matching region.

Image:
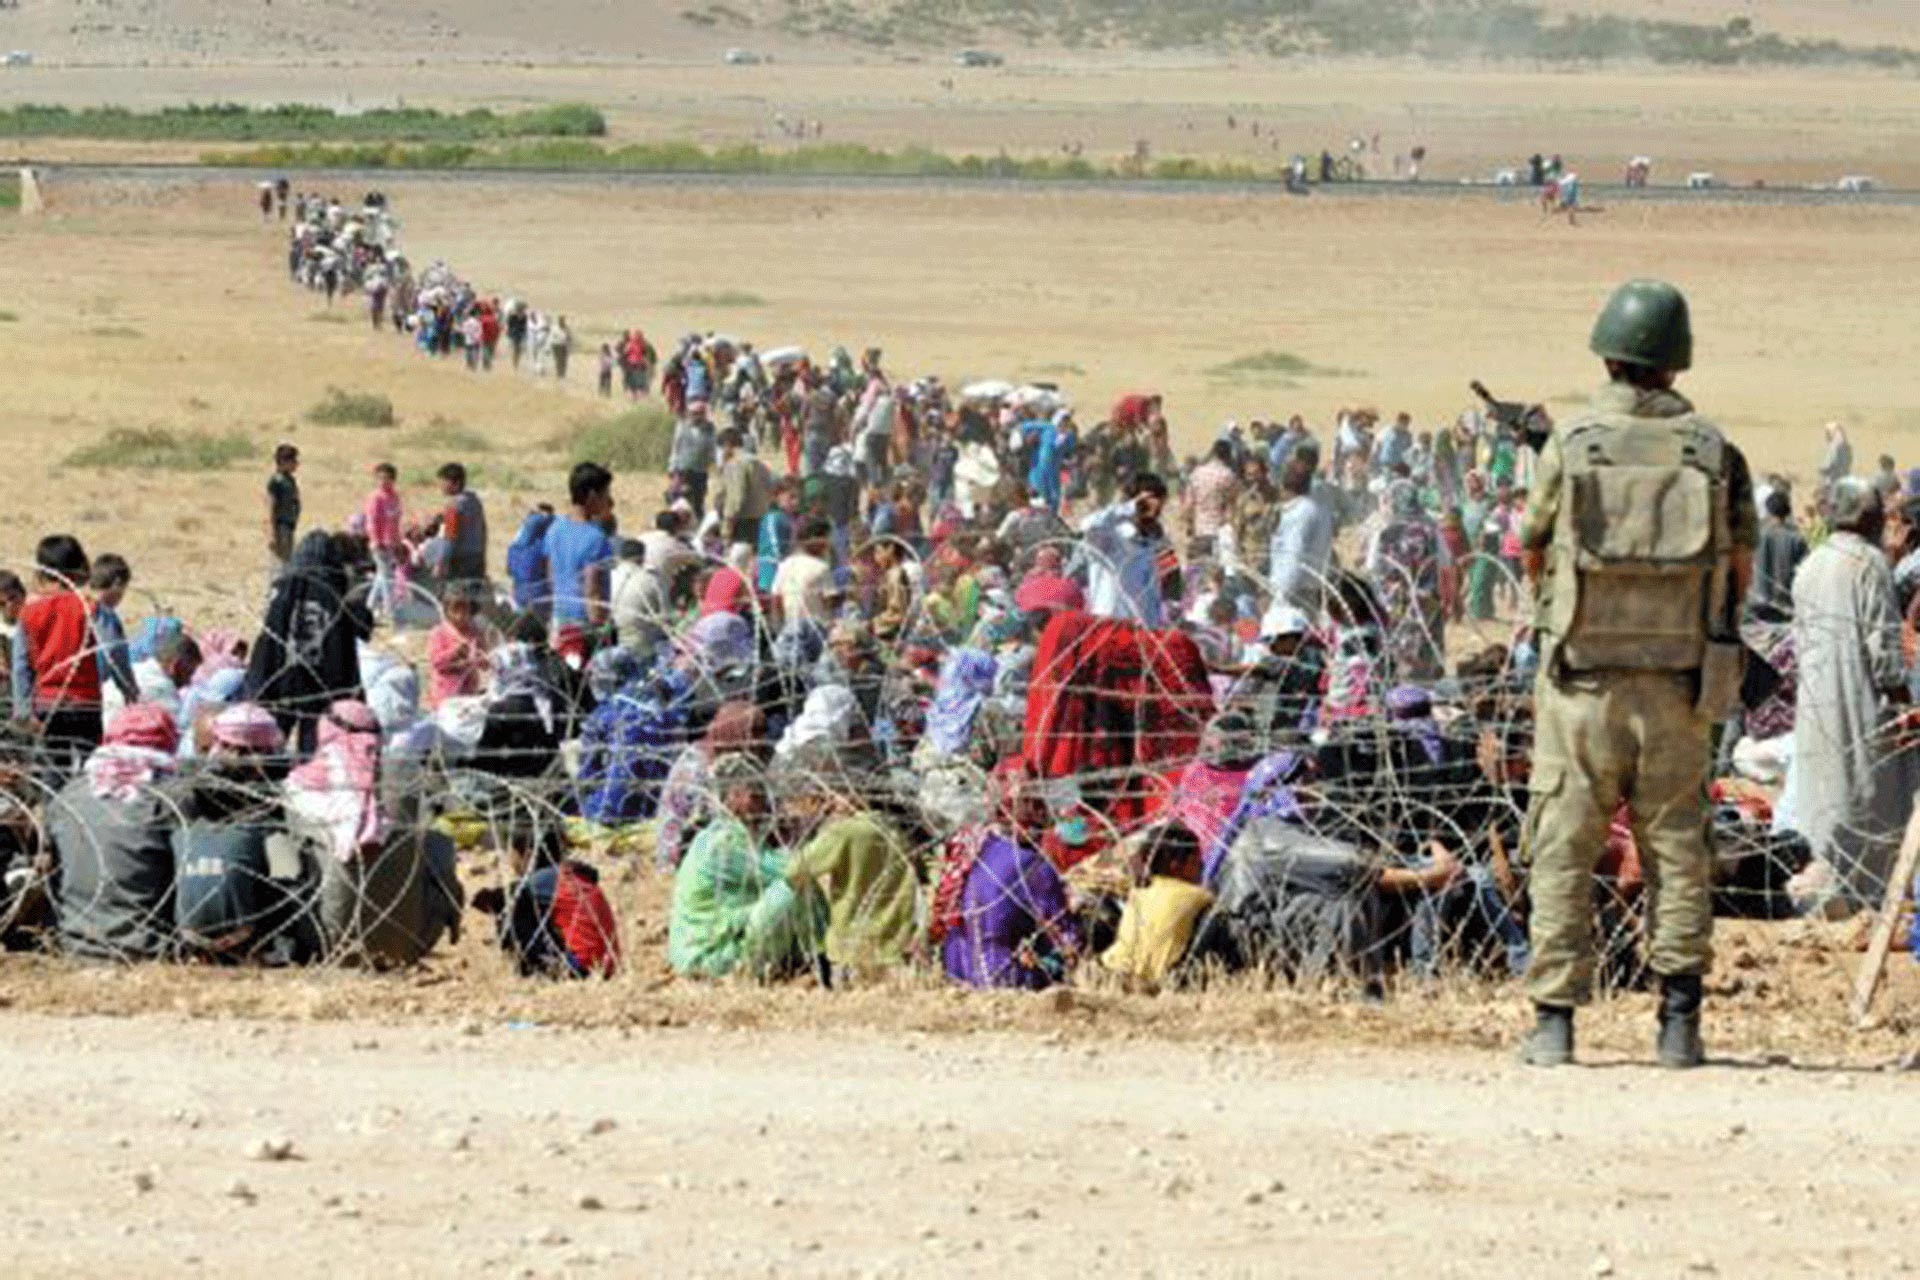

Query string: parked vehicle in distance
[954,49,1004,67]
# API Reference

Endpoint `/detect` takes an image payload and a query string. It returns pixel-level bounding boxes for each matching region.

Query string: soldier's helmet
[1589,279,1693,372]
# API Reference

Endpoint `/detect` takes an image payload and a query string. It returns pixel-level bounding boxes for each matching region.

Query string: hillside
[1,0,1916,67]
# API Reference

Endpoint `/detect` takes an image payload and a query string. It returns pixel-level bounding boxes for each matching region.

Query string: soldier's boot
[1520,1003,1574,1067]
[1656,974,1705,1069]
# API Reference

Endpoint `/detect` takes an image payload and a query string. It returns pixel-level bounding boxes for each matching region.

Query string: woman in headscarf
[245,530,371,755]
[917,647,999,766]
[700,544,762,622]
[47,704,182,960]
[577,646,690,828]
[775,683,858,760]
[1366,480,1447,681]
[669,754,816,978]
[930,757,1082,989]
[655,699,770,870]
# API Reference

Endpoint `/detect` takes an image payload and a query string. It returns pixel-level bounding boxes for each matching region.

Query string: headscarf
[677,611,755,672]
[928,756,1033,944]
[824,445,858,479]
[210,703,286,754]
[193,628,248,682]
[1386,478,1422,522]
[129,616,185,664]
[1203,748,1311,887]
[85,704,181,801]
[366,662,421,732]
[926,648,997,756]
[587,646,645,703]
[776,684,858,757]
[285,699,385,862]
[703,700,767,760]
[490,642,557,735]
[245,531,368,723]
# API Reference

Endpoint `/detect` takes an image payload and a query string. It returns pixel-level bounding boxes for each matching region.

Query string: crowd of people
[0,195,1908,999]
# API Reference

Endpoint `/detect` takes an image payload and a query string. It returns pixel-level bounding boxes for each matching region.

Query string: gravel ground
[1,1012,1913,1278]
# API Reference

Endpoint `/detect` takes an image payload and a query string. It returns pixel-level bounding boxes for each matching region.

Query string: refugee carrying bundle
[1547,405,1733,673]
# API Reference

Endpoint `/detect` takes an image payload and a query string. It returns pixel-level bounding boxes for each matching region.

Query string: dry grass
[2,177,1919,614]
[0,860,1910,1067]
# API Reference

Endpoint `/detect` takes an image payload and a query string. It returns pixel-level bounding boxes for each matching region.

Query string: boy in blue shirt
[542,463,617,631]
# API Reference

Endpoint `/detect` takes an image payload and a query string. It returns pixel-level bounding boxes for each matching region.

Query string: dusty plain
[3,4,1920,1272]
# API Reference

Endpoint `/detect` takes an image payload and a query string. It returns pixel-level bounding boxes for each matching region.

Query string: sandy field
[4,9,1920,1262]
[3,172,1917,608]
[0,1012,1914,1279]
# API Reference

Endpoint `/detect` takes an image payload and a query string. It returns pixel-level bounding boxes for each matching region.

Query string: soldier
[1518,280,1756,1068]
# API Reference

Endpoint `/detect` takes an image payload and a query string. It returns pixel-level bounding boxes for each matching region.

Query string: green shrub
[405,416,492,453]
[306,386,397,428]
[89,325,142,339]
[550,404,677,474]
[0,310,18,323]
[64,427,257,472]
[0,101,606,142]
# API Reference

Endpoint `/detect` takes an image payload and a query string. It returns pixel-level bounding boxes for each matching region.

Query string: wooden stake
[1850,797,1920,1026]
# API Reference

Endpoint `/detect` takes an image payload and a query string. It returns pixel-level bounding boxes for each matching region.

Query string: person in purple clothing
[929,757,1082,989]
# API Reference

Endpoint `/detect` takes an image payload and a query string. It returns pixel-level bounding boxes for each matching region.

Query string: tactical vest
[1545,387,1734,672]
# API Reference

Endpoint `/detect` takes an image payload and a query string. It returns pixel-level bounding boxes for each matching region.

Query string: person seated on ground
[930,757,1082,990]
[1149,710,1261,858]
[131,630,203,729]
[670,754,817,979]
[172,704,315,964]
[424,580,494,709]
[780,769,918,981]
[472,820,619,979]
[655,700,767,871]
[809,618,887,731]
[290,699,462,967]
[1100,823,1215,987]
[471,613,570,779]
[1222,604,1326,746]
[576,647,690,828]
[47,704,183,961]
[915,647,1001,769]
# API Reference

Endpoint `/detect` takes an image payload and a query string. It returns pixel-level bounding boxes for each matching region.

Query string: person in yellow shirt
[1101,824,1215,986]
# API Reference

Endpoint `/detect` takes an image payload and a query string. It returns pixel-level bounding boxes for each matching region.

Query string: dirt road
[0,1014,1910,1278]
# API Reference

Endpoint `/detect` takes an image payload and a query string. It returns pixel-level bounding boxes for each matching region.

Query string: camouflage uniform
[1521,382,1756,1008]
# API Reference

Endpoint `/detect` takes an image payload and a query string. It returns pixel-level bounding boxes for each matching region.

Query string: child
[472,821,620,979]
[363,462,408,624]
[597,343,615,399]
[15,535,103,776]
[88,553,138,706]
[506,504,556,621]
[0,570,24,712]
[425,581,494,709]
[1100,824,1215,986]
[266,443,301,567]
[430,461,488,586]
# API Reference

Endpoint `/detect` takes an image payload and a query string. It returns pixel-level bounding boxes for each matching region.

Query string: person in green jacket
[668,755,814,978]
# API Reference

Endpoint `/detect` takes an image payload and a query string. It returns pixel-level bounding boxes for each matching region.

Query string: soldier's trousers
[1524,669,1714,1007]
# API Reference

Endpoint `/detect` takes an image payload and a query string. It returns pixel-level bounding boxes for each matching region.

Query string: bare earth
[1,1012,1913,1279]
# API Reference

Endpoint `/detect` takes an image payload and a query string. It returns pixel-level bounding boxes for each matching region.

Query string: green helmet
[1589,279,1692,371]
